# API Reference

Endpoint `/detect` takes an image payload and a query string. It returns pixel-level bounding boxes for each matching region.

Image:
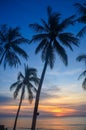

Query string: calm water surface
[0,117,86,130]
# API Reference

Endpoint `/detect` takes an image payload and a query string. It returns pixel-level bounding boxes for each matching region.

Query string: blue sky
[0,0,86,118]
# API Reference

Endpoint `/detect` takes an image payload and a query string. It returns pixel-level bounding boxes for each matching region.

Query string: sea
[0,117,86,130]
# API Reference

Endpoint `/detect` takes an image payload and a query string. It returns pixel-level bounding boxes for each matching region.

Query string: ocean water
[0,117,86,130]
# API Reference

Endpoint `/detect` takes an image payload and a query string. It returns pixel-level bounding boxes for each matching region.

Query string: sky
[0,0,86,120]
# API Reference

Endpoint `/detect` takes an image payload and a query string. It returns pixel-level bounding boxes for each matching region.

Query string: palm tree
[75,3,86,89]
[10,64,40,130]
[74,3,86,37]
[76,54,86,89]
[29,6,79,130]
[0,24,29,69]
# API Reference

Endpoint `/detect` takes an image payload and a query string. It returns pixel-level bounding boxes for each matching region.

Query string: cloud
[45,85,61,92]
[56,103,86,116]
[40,86,61,100]
[39,103,86,117]
[48,68,82,76]
[76,104,86,113]
[40,92,60,100]
[0,95,13,104]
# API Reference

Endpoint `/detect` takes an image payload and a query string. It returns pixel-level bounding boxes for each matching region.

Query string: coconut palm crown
[29,6,79,68]
[10,64,40,130]
[0,25,29,69]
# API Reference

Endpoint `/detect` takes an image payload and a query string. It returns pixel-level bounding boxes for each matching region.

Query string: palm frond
[74,3,86,15]
[77,16,86,23]
[0,31,6,42]
[17,72,24,81]
[3,50,21,69]
[0,50,7,64]
[0,24,8,36]
[10,81,20,91]
[76,54,86,62]
[24,64,28,76]
[29,23,45,32]
[29,77,40,86]
[77,26,86,37]
[48,13,61,29]
[29,94,33,104]
[21,86,25,99]
[35,39,47,54]
[24,64,37,78]
[78,70,86,80]
[0,47,3,54]
[41,42,49,62]
[54,40,68,66]
[59,33,79,50]
[32,86,37,93]
[8,27,21,41]
[13,83,23,99]
[77,54,86,90]
[47,6,52,18]
[11,37,29,45]
[27,83,37,93]
[30,34,48,43]
[28,69,37,78]
[48,45,55,69]
[59,15,76,32]
[27,86,33,103]
[24,64,33,78]
[13,45,28,60]
[82,78,86,90]
[41,19,49,32]
[47,6,61,26]
[41,43,55,68]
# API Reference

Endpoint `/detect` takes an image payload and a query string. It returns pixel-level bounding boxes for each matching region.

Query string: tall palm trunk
[13,87,24,130]
[31,58,48,130]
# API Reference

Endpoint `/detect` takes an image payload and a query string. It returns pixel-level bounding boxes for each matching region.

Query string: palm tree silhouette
[29,6,79,130]
[75,3,86,89]
[0,25,29,69]
[76,55,86,89]
[74,3,86,37]
[10,64,40,130]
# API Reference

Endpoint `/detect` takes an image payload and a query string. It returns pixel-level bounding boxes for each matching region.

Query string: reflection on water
[0,117,86,130]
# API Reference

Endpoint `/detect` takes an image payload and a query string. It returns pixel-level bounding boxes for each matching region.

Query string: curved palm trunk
[31,59,48,130]
[13,87,24,130]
